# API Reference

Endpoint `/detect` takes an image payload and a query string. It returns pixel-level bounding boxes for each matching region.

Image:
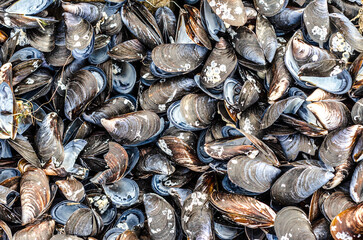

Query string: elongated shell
[65,208,104,237]
[143,193,176,240]
[181,191,213,239]
[307,100,350,131]
[101,110,161,145]
[20,168,51,225]
[56,177,85,202]
[82,96,135,126]
[321,191,356,221]
[35,112,64,167]
[64,70,99,121]
[121,0,163,49]
[90,142,128,185]
[319,125,363,167]
[277,134,317,161]
[137,148,175,175]
[275,207,315,240]
[256,14,277,63]
[206,0,246,26]
[303,0,330,45]
[330,203,363,240]
[210,191,276,228]
[152,44,208,74]
[158,135,209,172]
[267,47,291,102]
[253,0,288,17]
[330,12,363,52]
[64,12,94,51]
[200,37,237,88]
[271,166,334,205]
[13,220,55,240]
[108,39,146,62]
[62,2,102,24]
[350,161,363,203]
[227,155,281,193]
[139,77,197,113]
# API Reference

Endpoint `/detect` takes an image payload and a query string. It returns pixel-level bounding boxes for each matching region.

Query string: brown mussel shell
[65,208,104,237]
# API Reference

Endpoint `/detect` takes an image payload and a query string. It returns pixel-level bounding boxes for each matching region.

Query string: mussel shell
[62,2,103,24]
[227,155,281,193]
[274,206,315,240]
[143,193,176,240]
[35,112,64,167]
[51,200,88,225]
[121,0,163,49]
[181,191,213,239]
[113,208,145,232]
[83,96,135,126]
[13,220,55,240]
[206,0,247,26]
[112,61,137,94]
[65,208,104,237]
[351,98,363,125]
[200,37,237,88]
[271,166,334,205]
[137,148,175,175]
[298,59,352,95]
[330,12,363,52]
[91,142,128,185]
[277,134,316,161]
[319,125,363,167]
[64,70,99,121]
[152,43,208,75]
[253,0,288,17]
[303,0,331,45]
[8,135,41,168]
[350,161,363,203]
[56,177,85,202]
[101,110,162,146]
[321,191,356,221]
[103,178,139,208]
[64,12,94,52]
[108,39,146,62]
[100,11,123,36]
[210,191,276,228]
[20,168,51,225]
[256,14,277,63]
[155,6,176,43]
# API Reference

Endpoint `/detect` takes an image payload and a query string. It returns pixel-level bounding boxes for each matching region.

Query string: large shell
[90,142,128,185]
[330,12,363,52]
[277,133,317,161]
[35,112,64,167]
[64,70,99,121]
[83,96,135,126]
[139,77,197,113]
[158,132,209,172]
[179,93,217,129]
[155,6,176,43]
[143,193,176,240]
[330,203,363,240]
[321,191,356,221]
[271,166,334,205]
[20,168,51,225]
[206,0,246,26]
[13,220,55,240]
[274,207,315,240]
[56,176,85,202]
[152,44,208,74]
[261,96,305,129]
[64,12,94,51]
[101,110,161,145]
[108,39,146,62]
[181,191,213,239]
[267,47,292,102]
[307,100,350,131]
[231,27,266,67]
[303,0,330,45]
[297,59,352,95]
[204,136,258,160]
[227,155,281,193]
[65,208,104,237]
[350,161,363,203]
[5,0,53,15]
[319,125,363,167]
[256,14,277,63]
[210,191,276,228]
[253,0,288,17]
[137,148,175,175]
[121,0,163,49]
[200,37,237,88]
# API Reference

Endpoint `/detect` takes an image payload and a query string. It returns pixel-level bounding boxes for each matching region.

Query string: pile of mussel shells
[0,0,362,239]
